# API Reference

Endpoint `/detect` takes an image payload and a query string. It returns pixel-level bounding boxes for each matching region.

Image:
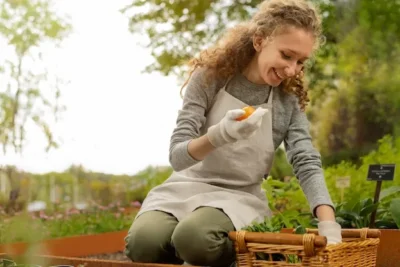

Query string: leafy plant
[334,197,379,228]
[263,176,309,214]
[243,213,307,264]
[388,198,400,228]
[324,135,400,204]
[329,187,400,230]
[244,210,313,234]
[1,257,52,267]
[374,185,400,229]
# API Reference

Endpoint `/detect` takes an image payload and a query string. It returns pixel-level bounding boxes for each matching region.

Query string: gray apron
[136,81,275,230]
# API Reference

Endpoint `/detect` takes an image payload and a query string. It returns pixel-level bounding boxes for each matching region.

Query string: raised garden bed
[0,230,129,257]
[0,205,138,258]
[0,253,184,267]
[81,251,131,262]
[375,229,400,267]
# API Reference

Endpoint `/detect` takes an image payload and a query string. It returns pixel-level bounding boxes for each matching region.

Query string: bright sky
[1,0,183,175]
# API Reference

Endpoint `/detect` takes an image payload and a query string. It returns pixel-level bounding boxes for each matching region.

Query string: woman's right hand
[207,107,268,148]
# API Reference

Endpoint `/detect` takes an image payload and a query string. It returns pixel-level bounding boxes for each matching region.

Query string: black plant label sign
[367,164,396,181]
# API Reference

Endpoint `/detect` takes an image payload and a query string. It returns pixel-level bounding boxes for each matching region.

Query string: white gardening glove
[207,107,268,148]
[317,221,342,245]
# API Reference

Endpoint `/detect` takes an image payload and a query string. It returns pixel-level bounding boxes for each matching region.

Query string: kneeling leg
[124,210,183,264]
[171,207,235,266]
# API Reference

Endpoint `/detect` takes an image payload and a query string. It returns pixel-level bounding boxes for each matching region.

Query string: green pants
[124,206,236,266]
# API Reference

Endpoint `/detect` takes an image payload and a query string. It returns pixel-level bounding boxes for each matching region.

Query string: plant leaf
[336,211,361,222]
[360,203,379,217]
[389,198,400,228]
[380,186,400,201]
[375,220,398,229]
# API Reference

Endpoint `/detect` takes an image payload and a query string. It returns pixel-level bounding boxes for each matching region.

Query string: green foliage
[324,135,400,203]
[242,211,308,263]
[0,164,169,244]
[389,198,400,228]
[256,135,399,232]
[120,0,263,76]
[0,258,37,266]
[263,176,309,214]
[309,0,400,164]
[0,209,137,244]
[269,148,294,181]
[0,0,72,154]
[132,165,173,202]
[244,209,314,234]
[0,164,170,215]
[334,198,379,229]
[330,190,400,230]
[245,191,399,233]
[121,0,336,79]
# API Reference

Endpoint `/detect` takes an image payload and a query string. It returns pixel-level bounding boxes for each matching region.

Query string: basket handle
[228,231,327,256]
[305,228,381,239]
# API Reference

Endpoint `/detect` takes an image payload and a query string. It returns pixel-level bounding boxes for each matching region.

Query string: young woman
[124,0,342,266]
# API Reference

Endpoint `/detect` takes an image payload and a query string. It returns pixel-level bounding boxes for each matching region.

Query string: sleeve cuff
[170,139,201,171]
[312,203,336,218]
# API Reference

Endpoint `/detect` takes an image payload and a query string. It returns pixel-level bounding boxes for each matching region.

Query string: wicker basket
[228,228,381,267]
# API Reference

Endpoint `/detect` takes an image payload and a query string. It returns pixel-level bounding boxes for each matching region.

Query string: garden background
[0,0,399,258]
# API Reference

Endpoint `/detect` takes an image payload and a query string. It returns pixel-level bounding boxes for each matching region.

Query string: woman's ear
[253,34,264,52]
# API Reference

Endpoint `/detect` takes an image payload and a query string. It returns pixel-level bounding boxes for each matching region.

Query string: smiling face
[244,27,315,86]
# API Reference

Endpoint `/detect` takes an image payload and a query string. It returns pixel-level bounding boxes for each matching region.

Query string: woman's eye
[281,52,291,59]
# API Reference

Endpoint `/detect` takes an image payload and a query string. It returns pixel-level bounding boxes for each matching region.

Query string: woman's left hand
[317,221,342,245]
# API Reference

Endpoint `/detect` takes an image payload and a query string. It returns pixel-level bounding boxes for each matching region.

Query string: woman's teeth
[274,69,283,79]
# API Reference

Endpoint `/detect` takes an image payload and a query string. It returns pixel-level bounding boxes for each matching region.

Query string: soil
[81,251,131,262]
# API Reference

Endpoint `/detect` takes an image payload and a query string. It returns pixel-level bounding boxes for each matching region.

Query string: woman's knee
[124,211,179,263]
[171,207,235,266]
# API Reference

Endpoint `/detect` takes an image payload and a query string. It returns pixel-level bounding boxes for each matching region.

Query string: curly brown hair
[181,0,324,111]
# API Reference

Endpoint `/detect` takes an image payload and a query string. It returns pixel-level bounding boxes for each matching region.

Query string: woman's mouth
[273,68,284,80]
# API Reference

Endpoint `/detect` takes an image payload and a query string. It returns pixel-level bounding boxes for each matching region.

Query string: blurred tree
[0,0,71,206]
[0,165,23,214]
[120,0,336,79]
[0,0,71,154]
[131,165,172,202]
[309,0,400,165]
